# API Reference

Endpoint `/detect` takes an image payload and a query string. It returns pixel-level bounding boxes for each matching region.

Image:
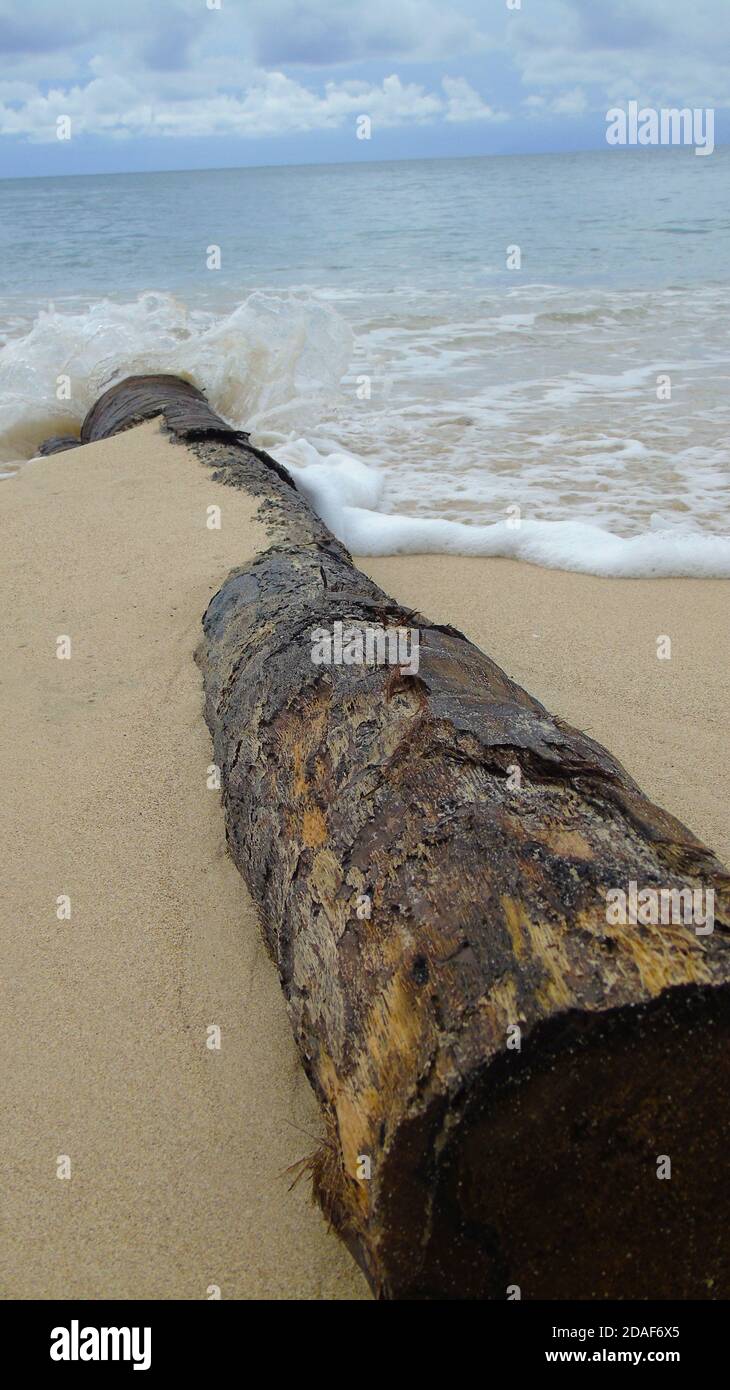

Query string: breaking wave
[1,289,729,578]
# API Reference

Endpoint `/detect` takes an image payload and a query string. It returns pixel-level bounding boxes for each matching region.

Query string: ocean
[2,147,730,575]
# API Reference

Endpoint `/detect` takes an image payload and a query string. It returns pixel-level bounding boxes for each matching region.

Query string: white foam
[281,451,730,577]
[0,290,353,461]
[2,289,729,579]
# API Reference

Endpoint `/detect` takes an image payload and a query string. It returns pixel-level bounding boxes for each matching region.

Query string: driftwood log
[54,376,730,1301]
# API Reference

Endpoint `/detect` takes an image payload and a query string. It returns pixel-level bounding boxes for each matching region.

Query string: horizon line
[1,140,724,184]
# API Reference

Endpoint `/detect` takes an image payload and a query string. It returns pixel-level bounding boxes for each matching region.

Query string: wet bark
[70,376,730,1300]
[36,434,83,456]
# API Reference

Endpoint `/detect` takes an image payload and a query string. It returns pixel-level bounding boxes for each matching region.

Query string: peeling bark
[72,376,730,1301]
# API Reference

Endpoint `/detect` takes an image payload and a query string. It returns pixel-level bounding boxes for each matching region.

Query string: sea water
[1,148,729,576]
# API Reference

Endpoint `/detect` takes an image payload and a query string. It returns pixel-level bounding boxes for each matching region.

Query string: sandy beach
[0,421,367,1300]
[1,420,727,1300]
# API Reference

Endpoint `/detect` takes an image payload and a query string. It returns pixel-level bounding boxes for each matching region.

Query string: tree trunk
[70,376,730,1301]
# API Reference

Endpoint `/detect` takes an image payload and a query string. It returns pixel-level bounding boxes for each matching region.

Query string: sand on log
[60,375,730,1301]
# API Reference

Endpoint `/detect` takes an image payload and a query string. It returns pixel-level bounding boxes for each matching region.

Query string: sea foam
[280,444,730,577]
[1,291,729,579]
[0,290,353,461]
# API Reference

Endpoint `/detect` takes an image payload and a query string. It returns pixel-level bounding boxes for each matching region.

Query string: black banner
[2,1298,724,1374]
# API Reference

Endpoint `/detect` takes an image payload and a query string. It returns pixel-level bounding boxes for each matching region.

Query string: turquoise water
[1,149,729,573]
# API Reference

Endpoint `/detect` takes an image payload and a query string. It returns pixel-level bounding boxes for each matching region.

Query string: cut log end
[324,985,730,1299]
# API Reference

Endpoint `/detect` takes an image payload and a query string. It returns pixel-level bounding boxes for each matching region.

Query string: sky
[1,0,729,178]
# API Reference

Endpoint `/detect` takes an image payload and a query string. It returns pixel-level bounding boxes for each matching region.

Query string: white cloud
[441,76,504,124]
[510,0,730,109]
[524,88,588,118]
[1,0,730,152]
[0,71,504,142]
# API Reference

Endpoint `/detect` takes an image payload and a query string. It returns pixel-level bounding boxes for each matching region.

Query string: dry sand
[0,421,368,1300]
[1,420,727,1300]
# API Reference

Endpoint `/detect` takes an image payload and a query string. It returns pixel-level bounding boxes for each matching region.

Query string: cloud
[0,7,96,56]
[524,88,588,117]
[0,70,504,142]
[510,0,730,108]
[0,0,487,75]
[441,77,503,124]
[0,0,504,145]
[1,0,730,155]
[244,0,483,67]
[142,15,199,74]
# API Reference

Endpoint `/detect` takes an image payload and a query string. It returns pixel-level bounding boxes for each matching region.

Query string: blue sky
[1,0,729,177]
